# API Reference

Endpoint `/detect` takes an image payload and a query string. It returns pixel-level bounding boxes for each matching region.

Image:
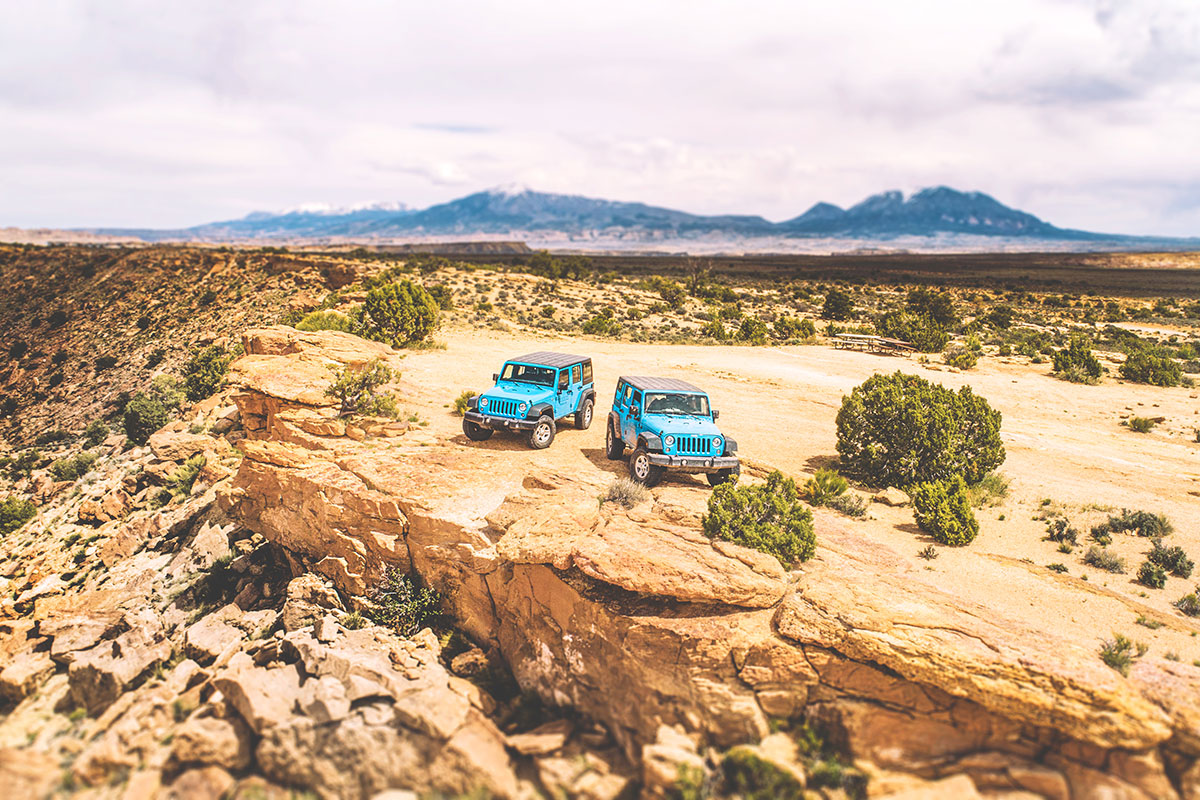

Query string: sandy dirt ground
[397,323,1200,666]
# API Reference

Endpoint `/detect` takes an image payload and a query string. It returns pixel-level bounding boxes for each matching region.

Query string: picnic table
[833,333,916,354]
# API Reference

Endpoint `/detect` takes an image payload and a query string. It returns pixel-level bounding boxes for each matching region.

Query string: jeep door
[623,388,642,445]
[552,368,574,418]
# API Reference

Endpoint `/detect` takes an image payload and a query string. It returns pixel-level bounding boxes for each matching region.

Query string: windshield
[500,363,556,386]
[643,392,710,416]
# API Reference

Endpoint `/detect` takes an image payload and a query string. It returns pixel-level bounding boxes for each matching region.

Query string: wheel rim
[634,455,648,478]
[535,423,551,444]
[606,426,613,450]
[584,404,592,424]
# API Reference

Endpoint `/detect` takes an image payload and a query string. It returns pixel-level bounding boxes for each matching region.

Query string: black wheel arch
[638,432,663,453]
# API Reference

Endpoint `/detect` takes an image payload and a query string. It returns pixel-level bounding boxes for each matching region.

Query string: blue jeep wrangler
[462,352,596,449]
[605,376,739,487]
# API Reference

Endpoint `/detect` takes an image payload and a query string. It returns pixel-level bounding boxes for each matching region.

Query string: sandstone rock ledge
[219,327,1200,799]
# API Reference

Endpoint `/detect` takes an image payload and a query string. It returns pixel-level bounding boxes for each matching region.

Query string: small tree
[368,567,442,637]
[701,471,816,567]
[184,344,234,402]
[0,496,36,536]
[773,317,815,341]
[1052,335,1102,384]
[82,420,110,448]
[909,476,979,546]
[836,371,1005,487]
[1119,351,1182,387]
[325,360,399,418]
[875,311,948,352]
[737,317,769,345]
[820,289,854,321]
[363,280,440,346]
[906,288,959,328]
[123,392,170,445]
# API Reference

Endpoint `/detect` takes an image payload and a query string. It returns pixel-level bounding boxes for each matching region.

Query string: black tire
[463,418,493,441]
[706,464,741,487]
[575,397,594,430]
[628,447,664,487]
[605,420,624,460]
[528,415,556,449]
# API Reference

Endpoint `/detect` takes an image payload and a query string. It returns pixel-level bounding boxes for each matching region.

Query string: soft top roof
[508,351,590,369]
[620,376,705,393]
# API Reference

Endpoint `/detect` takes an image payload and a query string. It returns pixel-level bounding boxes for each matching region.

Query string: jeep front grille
[486,399,520,418]
[674,436,713,455]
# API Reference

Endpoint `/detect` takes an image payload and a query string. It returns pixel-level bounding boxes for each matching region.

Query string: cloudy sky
[2,0,1199,235]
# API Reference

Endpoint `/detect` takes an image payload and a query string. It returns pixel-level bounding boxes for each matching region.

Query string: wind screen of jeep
[501,363,556,386]
[643,392,710,417]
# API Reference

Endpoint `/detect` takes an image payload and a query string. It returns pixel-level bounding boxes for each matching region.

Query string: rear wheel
[575,397,594,429]
[528,416,556,449]
[706,464,741,487]
[628,447,664,487]
[605,421,624,460]
[463,419,493,441]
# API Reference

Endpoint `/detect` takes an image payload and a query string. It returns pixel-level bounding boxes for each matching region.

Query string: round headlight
[479,397,489,408]
[713,437,722,452]
[518,402,528,412]
[664,435,675,447]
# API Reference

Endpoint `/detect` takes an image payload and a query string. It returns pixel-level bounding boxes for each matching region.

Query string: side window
[623,384,633,404]
[571,364,581,384]
[558,370,569,390]
[614,381,626,406]
[631,390,643,410]
[581,362,593,383]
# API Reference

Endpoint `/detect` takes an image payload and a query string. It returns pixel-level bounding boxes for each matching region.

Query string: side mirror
[492,373,499,382]
[631,405,641,419]
[712,409,720,420]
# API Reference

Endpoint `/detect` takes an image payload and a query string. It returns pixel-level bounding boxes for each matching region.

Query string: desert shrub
[737,317,769,345]
[1120,351,1182,386]
[983,304,1016,329]
[1083,545,1126,573]
[341,611,371,630]
[94,355,118,372]
[368,567,442,637]
[0,497,36,536]
[657,280,687,310]
[1137,560,1167,589]
[803,468,848,506]
[1090,527,1113,546]
[48,308,68,328]
[918,545,938,560]
[1099,633,1146,676]
[906,287,959,328]
[452,390,477,416]
[363,280,440,346]
[168,455,207,497]
[874,311,949,352]
[944,346,978,370]
[1127,416,1156,433]
[35,429,71,446]
[9,340,28,359]
[137,314,152,330]
[773,316,816,341]
[835,372,1005,487]
[829,493,868,518]
[150,374,187,412]
[1175,591,1200,617]
[967,471,1009,507]
[295,310,357,333]
[145,348,166,369]
[325,359,399,418]
[1047,562,1068,573]
[908,476,979,546]
[722,745,805,800]
[1044,517,1078,546]
[123,392,170,445]
[701,471,816,567]
[1148,540,1194,578]
[49,452,97,483]
[1052,335,1102,383]
[183,345,234,402]
[425,284,455,310]
[82,420,110,448]
[6,450,42,480]
[1095,509,1172,538]
[540,304,555,318]
[581,314,621,337]
[700,320,729,341]
[821,289,854,321]
[603,477,651,509]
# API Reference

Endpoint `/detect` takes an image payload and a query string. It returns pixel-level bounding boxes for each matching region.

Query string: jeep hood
[483,382,553,403]
[642,414,722,437]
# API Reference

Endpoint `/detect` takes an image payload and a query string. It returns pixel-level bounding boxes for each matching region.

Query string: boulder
[0,649,55,703]
[171,715,253,771]
[184,613,246,665]
[67,624,172,714]
[212,653,303,734]
[77,489,130,525]
[642,726,706,799]
[873,486,909,506]
[148,430,212,463]
[281,573,346,632]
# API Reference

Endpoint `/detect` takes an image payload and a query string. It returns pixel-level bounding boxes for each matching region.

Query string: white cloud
[0,0,1197,235]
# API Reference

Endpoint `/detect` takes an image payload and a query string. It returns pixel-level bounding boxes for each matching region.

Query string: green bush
[1095,509,1172,538]
[908,476,979,546]
[835,372,1005,487]
[1120,351,1182,386]
[1175,591,1200,617]
[1127,416,1156,433]
[773,316,816,341]
[603,477,650,509]
[906,287,958,328]
[294,309,357,333]
[49,452,97,482]
[363,280,440,346]
[168,455,207,497]
[1137,560,1167,589]
[1044,517,1078,546]
[426,284,455,310]
[874,311,949,352]
[701,471,816,567]
[0,497,36,536]
[1083,545,1126,573]
[1148,540,1194,578]
[123,392,170,445]
[983,304,1016,329]
[367,567,442,637]
[737,317,769,345]
[820,289,854,321]
[967,471,1009,507]
[325,359,399,418]
[1099,633,1146,676]
[803,468,848,506]
[82,420,110,448]
[944,346,978,370]
[581,314,621,337]
[452,390,477,416]
[1052,335,1102,383]
[829,493,868,518]
[94,355,118,372]
[722,746,805,800]
[183,345,234,402]
[700,320,728,341]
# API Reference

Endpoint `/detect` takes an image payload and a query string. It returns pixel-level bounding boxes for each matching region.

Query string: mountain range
[94,186,1196,252]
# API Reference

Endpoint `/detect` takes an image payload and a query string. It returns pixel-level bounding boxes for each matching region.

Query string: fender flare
[527,402,554,420]
[638,432,663,453]
[575,389,597,413]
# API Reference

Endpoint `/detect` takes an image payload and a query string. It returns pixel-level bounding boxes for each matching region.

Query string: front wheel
[463,418,493,441]
[706,464,741,487]
[575,398,594,430]
[628,447,664,488]
[605,421,624,460]
[528,416,556,449]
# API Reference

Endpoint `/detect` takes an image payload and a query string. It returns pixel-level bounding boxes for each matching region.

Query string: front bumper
[464,410,538,432]
[647,453,739,473]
